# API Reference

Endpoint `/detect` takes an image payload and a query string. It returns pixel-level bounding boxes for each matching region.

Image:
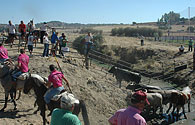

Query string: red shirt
[48,70,64,88]
[18,53,29,72]
[19,24,26,32]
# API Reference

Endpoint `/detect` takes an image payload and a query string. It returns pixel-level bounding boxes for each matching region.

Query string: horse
[23,75,90,125]
[168,86,191,120]
[0,61,30,112]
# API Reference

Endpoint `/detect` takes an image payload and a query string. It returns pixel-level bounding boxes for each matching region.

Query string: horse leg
[16,90,22,100]
[167,103,172,114]
[171,105,176,115]
[176,107,179,121]
[10,89,17,110]
[0,93,9,112]
[40,105,49,125]
[78,100,90,125]
[188,100,191,112]
[182,106,187,119]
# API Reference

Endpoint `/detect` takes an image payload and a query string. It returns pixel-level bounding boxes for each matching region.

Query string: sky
[1,0,195,24]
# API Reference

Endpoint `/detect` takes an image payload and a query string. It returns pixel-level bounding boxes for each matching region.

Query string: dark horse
[23,74,90,125]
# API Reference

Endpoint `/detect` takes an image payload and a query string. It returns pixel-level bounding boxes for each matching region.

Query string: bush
[187,26,195,33]
[111,27,163,37]
[72,34,105,54]
[79,28,103,35]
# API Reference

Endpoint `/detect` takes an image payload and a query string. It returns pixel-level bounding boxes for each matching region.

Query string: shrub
[72,34,105,54]
[111,27,162,37]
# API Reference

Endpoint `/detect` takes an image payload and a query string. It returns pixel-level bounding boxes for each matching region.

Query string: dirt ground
[0,28,195,125]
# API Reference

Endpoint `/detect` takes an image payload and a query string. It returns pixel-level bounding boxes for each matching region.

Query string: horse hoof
[14,107,17,110]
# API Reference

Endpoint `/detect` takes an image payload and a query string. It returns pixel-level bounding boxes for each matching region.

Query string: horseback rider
[44,64,71,105]
[11,49,29,88]
[0,41,9,63]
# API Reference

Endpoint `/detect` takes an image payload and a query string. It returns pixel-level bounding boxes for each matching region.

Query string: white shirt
[7,24,16,34]
[43,36,49,44]
[40,24,47,31]
[28,35,34,45]
[85,35,93,43]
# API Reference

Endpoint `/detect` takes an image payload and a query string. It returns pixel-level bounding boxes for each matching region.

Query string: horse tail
[80,100,90,125]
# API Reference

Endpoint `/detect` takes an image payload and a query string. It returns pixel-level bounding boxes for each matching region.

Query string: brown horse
[23,74,90,125]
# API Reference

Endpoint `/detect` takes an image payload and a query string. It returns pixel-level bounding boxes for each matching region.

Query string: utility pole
[188,7,191,34]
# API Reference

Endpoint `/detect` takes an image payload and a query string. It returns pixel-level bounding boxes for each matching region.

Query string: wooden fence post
[193,52,195,71]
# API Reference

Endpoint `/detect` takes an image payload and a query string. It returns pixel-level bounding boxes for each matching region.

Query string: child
[27,33,34,56]
[42,33,49,57]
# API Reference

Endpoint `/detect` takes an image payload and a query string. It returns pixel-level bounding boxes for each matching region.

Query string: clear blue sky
[1,0,195,24]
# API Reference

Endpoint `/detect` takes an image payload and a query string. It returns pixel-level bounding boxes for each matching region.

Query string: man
[12,49,29,86]
[18,21,26,41]
[84,32,93,56]
[40,22,48,44]
[179,45,184,53]
[7,20,16,47]
[0,41,9,62]
[50,31,59,55]
[50,92,81,125]
[44,64,71,104]
[188,38,193,52]
[58,33,68,57]
[108,90,149,125]
[27,32,35,56]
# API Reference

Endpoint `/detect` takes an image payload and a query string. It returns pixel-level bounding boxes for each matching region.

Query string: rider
[12,49,29,88]
[0,41,9,63]
[44,64,71,104]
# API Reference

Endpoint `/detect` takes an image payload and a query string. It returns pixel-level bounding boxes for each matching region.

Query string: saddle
[17,72,30,81]
[51,89,67,101]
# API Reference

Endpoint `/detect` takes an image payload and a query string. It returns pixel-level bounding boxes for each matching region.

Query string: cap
[132,90,150,105]
[61,92,79,105]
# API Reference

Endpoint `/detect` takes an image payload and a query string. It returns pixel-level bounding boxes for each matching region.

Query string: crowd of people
[0,20,97,125]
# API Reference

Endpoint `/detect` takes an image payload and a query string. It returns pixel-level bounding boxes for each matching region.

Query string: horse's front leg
[0,92,9,112]
[166,103,172,114]
[40,105,49,125]
[188,100,191,112]
[10,91,17,110]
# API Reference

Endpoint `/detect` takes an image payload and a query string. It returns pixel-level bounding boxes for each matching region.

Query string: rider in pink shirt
[17,51,29,73]
[12,49,29,82]
[108,90,149,125]
[44,64,71,104]
[0,42,8,62]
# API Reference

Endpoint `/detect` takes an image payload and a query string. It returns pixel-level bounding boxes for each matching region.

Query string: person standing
[7,20,16,47]
[58,33,68,57]
[0,41,9,62]
[50,31,59,55]
[108,90,149,125]
[50,92,81,125]
[42,33,50,57]
[40,22,48,44]
[188,38,193,52]
[18,21,26,41]
[27,33,35,56]
[84,32,93,56]
[44,64,71,105]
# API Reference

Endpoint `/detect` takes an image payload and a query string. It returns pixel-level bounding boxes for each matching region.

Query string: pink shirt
[18,53,29,72]
[109,109,126,125]
[0,46,8,59]
[109,106,146,125]
[48,70,64,88]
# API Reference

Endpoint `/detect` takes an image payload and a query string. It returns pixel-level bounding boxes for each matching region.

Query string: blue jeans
[43,43,49,57]
[84,42,93,55]
[0,58,8,63]
[12,71,23,81]
[44,86,64,104]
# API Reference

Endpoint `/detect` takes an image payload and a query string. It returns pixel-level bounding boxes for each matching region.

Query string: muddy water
[140,76,195,125]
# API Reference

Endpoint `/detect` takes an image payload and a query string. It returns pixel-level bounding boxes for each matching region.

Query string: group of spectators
[179,38,194,53]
